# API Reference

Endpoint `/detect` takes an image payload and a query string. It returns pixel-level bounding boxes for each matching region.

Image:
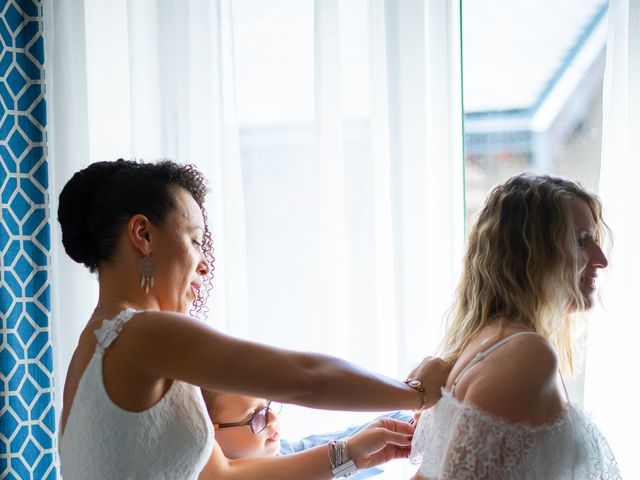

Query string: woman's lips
[581,276,597,291]
[265,430,280,442]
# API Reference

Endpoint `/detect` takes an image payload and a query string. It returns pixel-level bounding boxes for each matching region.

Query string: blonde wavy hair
[441,173,609,374]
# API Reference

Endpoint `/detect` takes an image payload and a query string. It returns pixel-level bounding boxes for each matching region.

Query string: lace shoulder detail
[410,390,621,480]
[94,308,137,353]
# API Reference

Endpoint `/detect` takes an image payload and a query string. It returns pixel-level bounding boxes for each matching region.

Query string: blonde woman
[410,174,621,479]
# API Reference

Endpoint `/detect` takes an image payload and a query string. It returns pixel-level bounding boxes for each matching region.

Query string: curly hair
[441,173,609,373]
[58,158,215,317]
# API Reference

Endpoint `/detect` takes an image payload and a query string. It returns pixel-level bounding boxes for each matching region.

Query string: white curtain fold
[313,0,350,357]
[585,0,640,477]
[45,0,249,424]
[44,0,97,427]
[364,0,398,375]
[386,0,465,364]
[274,3,464,460]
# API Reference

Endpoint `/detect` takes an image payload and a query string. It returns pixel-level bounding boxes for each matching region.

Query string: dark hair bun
[57,159,130,270]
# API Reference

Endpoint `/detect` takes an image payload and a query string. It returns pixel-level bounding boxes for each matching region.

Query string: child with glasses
[203,390,413,479]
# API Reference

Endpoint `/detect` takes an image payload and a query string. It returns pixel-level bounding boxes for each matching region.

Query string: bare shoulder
[92,310,207,356]
[118,309,294,388]
[456,333,563,425]
[118,310,235,365]
[124,309,205,333]
[488,332,559,374]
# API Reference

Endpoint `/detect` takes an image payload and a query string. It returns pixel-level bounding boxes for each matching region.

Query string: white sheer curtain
[44,4,464,478]
[584,0,640,477]
[45,0,248,418]
[240,0,463,429]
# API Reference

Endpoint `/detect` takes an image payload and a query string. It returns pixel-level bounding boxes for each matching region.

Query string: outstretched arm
[127,311,450,412]
[199,418,414,480]
[280,410,413,455]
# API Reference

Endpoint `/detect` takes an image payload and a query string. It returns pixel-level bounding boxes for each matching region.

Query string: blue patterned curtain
[0,0,56,479]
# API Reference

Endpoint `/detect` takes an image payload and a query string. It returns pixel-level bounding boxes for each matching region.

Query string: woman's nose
[198,254,214,276]
[591,242,608,269]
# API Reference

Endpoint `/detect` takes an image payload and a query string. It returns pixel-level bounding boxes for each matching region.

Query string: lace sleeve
[409,391,621,480]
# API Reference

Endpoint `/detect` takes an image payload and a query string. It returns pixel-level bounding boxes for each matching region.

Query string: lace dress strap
[451,331,543,396]
[94,308,137,354]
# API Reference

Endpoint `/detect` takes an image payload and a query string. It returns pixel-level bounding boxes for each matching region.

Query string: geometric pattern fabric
[0,1,56,478]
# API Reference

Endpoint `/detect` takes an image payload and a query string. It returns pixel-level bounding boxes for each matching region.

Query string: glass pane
[462,0,608,224]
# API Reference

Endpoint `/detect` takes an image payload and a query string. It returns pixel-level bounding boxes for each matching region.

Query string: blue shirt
[278,411,412,479]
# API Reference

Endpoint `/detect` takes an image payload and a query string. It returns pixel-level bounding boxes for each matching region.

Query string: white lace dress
[59,309,214,480]
[410,333,621,479]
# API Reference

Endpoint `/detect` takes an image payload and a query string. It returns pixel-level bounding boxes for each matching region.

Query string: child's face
[211,393,281,459]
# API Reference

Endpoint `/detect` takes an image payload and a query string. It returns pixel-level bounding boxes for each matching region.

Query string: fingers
[412,410,422,424]
[406,355,433,379]
[349,429,413,467]
[406,356,452,409]
[377,428,413,448]
[349,426,413,457]
[358,426,413,447]
[376,417,415,435]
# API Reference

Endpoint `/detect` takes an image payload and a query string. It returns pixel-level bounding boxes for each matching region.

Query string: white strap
[451,331,543,395]
[94,309,137,354]
[558,371,570,402]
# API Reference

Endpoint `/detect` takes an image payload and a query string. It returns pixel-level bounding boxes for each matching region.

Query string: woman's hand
[406,356,452,409]
[345,417,414,470]
[412,409,422,425]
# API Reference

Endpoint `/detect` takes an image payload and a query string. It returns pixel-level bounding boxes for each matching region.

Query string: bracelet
[404,378,427,409]
[328,439,358,478]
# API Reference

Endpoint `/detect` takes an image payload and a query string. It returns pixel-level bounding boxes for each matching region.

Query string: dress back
[59,309,214,480]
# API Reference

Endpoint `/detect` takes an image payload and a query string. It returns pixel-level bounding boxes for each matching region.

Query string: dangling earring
[139,254,155,294]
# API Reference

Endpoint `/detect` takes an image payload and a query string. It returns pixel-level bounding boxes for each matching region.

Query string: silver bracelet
[328,439,358,478]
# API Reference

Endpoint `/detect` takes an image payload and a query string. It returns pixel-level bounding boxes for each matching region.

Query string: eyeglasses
[213,401,282,434]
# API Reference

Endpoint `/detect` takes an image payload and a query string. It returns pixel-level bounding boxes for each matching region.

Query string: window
[463,0,607,222]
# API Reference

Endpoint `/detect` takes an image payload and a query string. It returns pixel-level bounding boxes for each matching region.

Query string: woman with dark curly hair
[56,159,450,480]
[409,174,621,479]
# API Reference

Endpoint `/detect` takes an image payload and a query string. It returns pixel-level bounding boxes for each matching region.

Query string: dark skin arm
[60,310,450,436]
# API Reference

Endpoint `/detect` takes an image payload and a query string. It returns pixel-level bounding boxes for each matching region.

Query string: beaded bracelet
[328,439,358,477]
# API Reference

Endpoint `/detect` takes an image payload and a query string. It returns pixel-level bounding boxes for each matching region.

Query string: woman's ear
[127,214,152,255]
